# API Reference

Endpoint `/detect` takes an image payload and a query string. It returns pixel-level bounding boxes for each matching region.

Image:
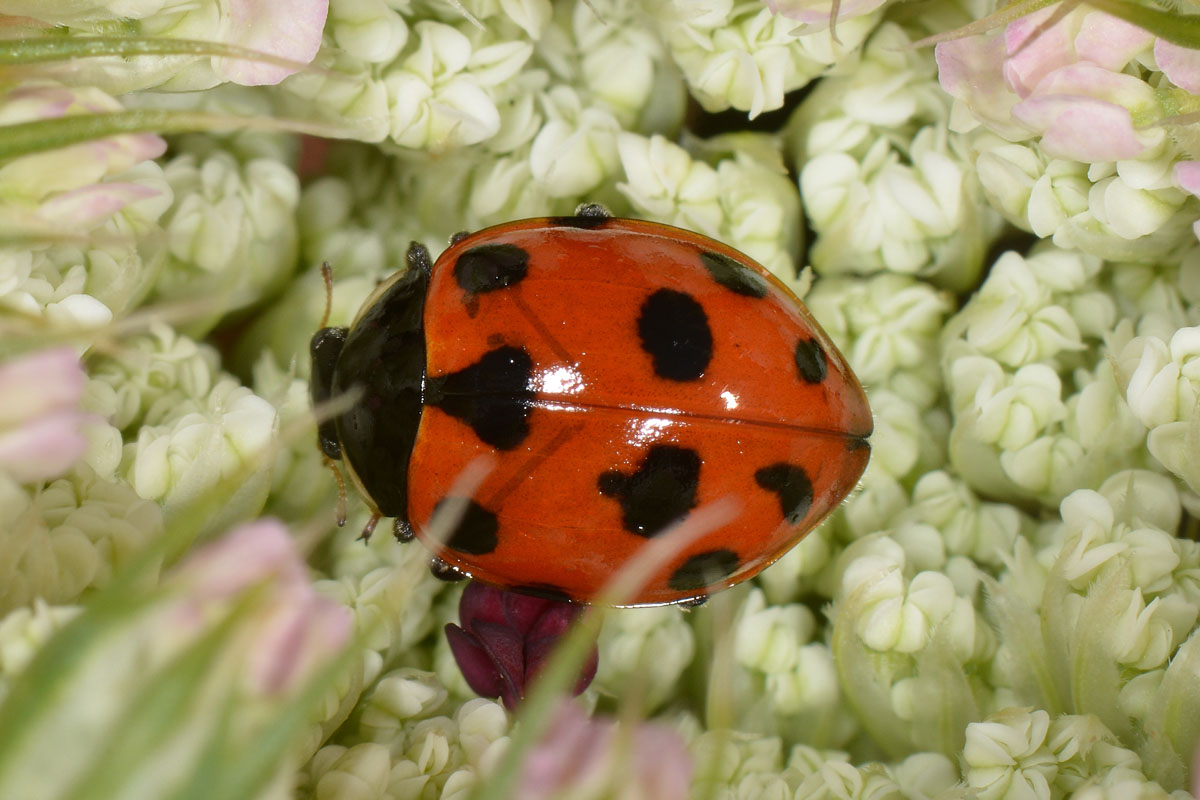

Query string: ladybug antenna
[321,453,348,527]
[319,261,334,329]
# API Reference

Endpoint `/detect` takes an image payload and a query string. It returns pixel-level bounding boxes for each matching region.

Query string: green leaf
[0,36,311,73]
[1081,1,1200,48]
[1143,626,1200,792]
[907,0,1059,49]
[0,110,350,163]
[63,594,255,800]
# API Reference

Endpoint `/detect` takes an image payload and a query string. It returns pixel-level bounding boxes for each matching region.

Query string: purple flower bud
[445,582,598,710]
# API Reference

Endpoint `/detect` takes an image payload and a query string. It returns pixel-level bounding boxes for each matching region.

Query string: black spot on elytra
[436,497,499,555]
[455,244,529,294]
[700,251,768,298]
[513,584,574,603]
[425,346,534,450]
[794,338,827,384]
[755,463,814,525]
[598,445,701,537]
[668,549,740,591]
[638,289,713,382]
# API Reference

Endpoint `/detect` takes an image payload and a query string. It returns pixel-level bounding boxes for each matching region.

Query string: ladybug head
[308,244,433,522]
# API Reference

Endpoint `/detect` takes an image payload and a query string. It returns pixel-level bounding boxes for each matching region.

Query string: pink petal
[1012,64,1152,161]
[1174,162,1200,244]
[1156,39,1200,94]
[0,410,88,482]
[0,348,86,427]
[1174,161,1200,196]
[935,34,1026,138]
[517,702,612,800]
[251,595,351,694]
[176,520,307,599]
[215,0,331,86]
[631,723,693,800]
[1075,12,1153,71]
[1003,8,1078,98]
[38,182,162,228]
[1014,94,1143,161]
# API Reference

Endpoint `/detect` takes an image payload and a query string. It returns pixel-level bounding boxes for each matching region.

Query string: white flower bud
[454,697,508,765]
[0,468,162,615]
[862,390,922,479]
[330,0,409,64]
[1086,174,1188,241]
[123,377,277,534]
[999,433,1085,497]
[314,742,392,800]
[1109,590,1173,670]
[664,2,875,118]
[155,151,299,327]
[596,605,695,710]
[716,149,802,277]
[891,523,946,573]
[963,708,1057,800]
[359,669,450,743]
[735,588,816,674]
[766,644,838,715]
[617,133,722,230]
[1097,470,1181,535]
[756,525,834,603]
[794,760,902,800]
[384,22,532,149]
[282,57,392,143]
[529,87,621,198]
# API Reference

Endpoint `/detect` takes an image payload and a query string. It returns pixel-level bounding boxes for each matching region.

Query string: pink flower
[445,582,598,710]
[516,700,693,800]
[171,519,351,695]
[935,8,1161,162]
[1156,39,1200,95]
[1173,161,1200,241]
[1011,63,1156,162]
[213,0,331,86]
[0,348,89,483]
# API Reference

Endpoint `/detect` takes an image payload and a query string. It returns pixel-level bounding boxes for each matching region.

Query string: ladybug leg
[573,203,611,218]
[430,557,467,581]
[359,511,381,542]
[406,241,434,279]
[321,454,348,527]
[449,230,470,245]
[393,518,415,543]
[678,595,708,610]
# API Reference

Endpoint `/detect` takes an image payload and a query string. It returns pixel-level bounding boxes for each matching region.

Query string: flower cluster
[4,0,1200,798]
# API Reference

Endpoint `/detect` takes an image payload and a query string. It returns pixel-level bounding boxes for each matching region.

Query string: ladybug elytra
[311,206,871,606]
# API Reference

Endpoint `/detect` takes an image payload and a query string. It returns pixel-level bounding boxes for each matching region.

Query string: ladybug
[311,205,871,606]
